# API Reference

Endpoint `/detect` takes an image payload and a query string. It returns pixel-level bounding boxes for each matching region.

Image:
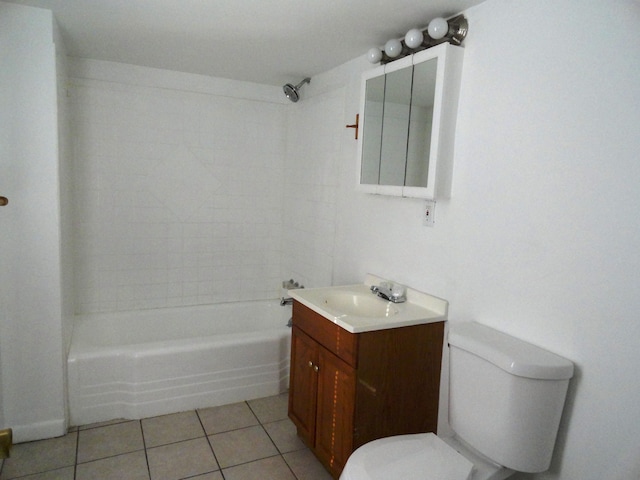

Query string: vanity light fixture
[367,14,468,64]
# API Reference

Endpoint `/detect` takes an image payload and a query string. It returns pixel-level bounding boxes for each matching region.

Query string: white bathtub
[68,300,291,426]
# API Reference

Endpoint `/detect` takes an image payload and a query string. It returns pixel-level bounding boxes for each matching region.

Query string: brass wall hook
[346,114,359,140]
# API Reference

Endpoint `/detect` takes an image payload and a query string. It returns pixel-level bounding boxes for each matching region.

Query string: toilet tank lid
[449,322,574,380]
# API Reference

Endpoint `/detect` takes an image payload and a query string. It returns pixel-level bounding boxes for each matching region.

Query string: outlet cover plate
[423,200,435,227]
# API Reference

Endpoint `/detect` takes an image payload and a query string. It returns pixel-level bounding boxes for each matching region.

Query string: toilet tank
[447,322,574,473]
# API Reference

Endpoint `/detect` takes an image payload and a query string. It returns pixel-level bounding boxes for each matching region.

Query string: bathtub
[67,300,291,426]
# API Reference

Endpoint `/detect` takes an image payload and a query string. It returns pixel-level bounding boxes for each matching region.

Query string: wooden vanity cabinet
[288,301,445,478]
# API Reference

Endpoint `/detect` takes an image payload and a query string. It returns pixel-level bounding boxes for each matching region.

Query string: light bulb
[384,38,403,58]
[427,17,449,40]
[367,47,383,64]
[404,28,424,49]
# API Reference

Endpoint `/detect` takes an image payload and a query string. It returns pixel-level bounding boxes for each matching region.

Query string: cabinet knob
[308,361,313,368]
[313,365,319,372]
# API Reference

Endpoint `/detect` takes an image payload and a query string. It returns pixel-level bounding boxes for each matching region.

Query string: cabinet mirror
[360,74,385,185]
[357,43,463,199]
[379,61,413,186]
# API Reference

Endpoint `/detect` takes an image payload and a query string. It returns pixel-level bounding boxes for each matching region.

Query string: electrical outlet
[423,200,435,227]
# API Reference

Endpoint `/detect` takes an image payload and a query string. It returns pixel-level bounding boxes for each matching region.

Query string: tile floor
[0,393,333,480]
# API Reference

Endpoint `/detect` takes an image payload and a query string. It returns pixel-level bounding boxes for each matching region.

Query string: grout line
[245,398,302,480]
[75,448,147,466]
[143,435,207,450]
[243,399,262,425]
[73,428,79,480]
[139,419,152,480]
[219,452,285,471]
[280,453,301,480]
[195,408,225,479]
[76,418,132,432]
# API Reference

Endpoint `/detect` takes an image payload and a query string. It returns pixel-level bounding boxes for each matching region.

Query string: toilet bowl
[340,322,574,480]
[339,433,515,480]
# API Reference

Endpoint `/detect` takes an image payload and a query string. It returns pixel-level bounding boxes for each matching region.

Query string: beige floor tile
[222,455,296,480]
[75,451,149,480]
[197,402,258,435]
[283,448,333,480]
[142,410,204,448]
[187,473,224,480]
[263,419,306,454]
[209,425,279,468]
[0,395,335,480]
[248,392,289,424]
[1,466,75,480]
[0,433,76,479]
[77,420,144,463]
[147,437,218,480]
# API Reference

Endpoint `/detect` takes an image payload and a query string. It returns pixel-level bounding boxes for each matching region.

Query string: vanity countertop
[288,274,448,333]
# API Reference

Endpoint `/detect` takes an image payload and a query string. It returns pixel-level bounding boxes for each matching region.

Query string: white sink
[323,291,400,318]
[288,274,448,333]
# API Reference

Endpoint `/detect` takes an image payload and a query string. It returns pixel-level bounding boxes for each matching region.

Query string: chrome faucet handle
[390,283,406,302]
[370,282,406,303]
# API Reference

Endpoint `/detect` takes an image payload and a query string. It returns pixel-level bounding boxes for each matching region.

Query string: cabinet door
[314,346,356,477]
[354,322,444,447]
[288,327,319,445]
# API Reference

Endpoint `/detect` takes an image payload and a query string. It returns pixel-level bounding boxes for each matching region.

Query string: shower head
[283,77,311,102]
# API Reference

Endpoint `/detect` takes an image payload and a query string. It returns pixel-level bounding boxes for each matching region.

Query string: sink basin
[323,292,399,318]
[288,274,449,333]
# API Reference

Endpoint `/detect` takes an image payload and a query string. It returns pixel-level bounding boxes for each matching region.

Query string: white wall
[54,13,75,418]
[314,1,640,479]
[0,2,68,441]
[69,61,288,313]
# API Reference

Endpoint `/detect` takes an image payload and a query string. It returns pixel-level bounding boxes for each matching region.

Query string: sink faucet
[370,281,406,303]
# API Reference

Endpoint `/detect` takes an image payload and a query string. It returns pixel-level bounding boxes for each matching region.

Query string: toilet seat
[340,433,474,480]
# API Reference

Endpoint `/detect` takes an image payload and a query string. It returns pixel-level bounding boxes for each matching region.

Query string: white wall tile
[70,62,286,313]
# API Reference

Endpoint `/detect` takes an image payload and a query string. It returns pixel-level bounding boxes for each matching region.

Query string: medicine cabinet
[357,43,463,199]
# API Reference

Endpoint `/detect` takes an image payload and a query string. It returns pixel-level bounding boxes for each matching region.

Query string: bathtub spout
[280,297,293,306]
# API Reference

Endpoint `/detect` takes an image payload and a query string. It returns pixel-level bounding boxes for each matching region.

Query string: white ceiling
[6,0,484,86]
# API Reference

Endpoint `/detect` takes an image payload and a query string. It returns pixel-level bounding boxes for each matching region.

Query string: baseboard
[11,418,66,443]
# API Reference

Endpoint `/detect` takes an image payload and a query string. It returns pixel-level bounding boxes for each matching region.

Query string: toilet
[340,322,574,480]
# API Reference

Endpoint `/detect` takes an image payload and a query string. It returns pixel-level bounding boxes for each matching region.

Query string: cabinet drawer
[292,301,358,367]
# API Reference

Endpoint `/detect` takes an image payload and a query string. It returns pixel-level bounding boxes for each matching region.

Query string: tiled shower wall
[70,64,287,313]
[282,88,345,289]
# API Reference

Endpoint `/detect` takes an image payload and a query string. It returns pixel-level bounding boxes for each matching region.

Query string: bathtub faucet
[281,278,304,306]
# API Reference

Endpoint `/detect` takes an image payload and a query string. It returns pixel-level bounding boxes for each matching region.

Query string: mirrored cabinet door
[360,71,385,185]
[357,43,463,199]
[379,58,413,186]
[405,57,438,188]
